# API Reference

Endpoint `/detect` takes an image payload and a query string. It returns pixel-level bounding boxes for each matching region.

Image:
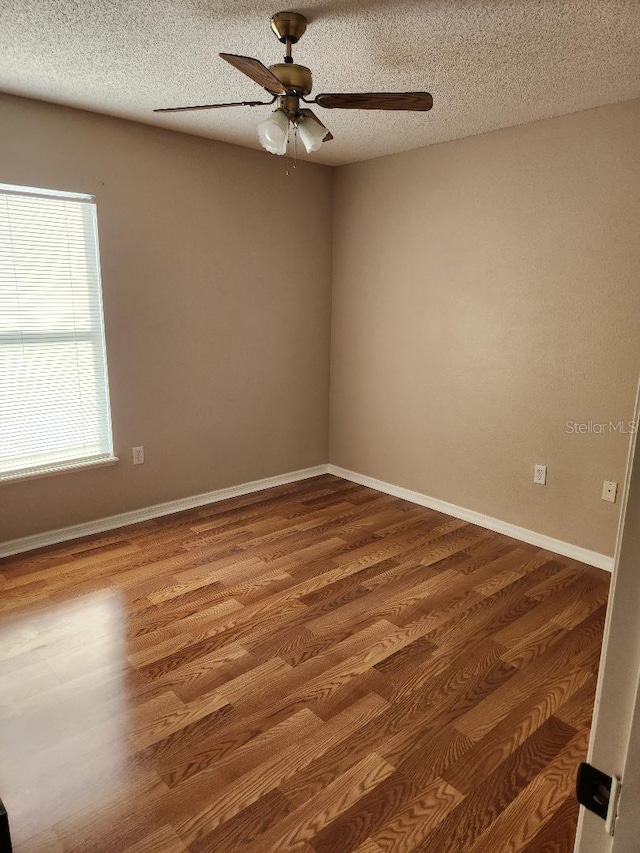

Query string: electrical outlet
[602,480,618,503]
[534,464,547,485]
[132,446,145,465]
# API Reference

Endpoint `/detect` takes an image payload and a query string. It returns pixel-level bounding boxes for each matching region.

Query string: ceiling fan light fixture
[296,116,326,154]
[258,108,289,155]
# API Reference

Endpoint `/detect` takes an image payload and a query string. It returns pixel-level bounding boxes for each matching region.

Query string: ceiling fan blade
[154,99,275,113]
[314,92,433,111]
[298,108,333,142]
[220,53,287,95]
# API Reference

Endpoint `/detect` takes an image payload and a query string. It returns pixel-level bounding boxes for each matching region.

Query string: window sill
[0,456,119,485]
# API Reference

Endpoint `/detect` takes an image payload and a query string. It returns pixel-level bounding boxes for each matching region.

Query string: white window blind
[0,183,115,482]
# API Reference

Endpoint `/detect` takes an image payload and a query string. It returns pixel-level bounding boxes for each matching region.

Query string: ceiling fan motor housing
[269,63,312,95]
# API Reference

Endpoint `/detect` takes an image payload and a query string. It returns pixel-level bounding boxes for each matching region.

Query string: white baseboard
[0,464,330,559]
[328,464,614,572]
[2,461,614,573]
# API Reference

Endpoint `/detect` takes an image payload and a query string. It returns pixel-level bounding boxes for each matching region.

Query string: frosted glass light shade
[258,109,289,155]
[297,116,326,153]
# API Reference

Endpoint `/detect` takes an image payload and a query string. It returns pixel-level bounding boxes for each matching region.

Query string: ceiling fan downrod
[270,11,307,67]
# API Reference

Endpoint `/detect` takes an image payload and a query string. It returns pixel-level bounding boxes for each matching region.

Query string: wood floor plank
[555,677,599,729]
[171,693,389,846]
[518,794,581,853]
[454,607,606,741]
[410,715,578,853]
[246,752,396,852]
[120,824,188,853]
[371,776,464,852]
[160,706,322,789]
[352,842,386,853]
[442,667,591,794]
[189,788,295,853]
[0,474,608,853]
[465,728,590,853]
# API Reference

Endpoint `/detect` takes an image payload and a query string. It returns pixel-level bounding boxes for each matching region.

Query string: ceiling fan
[154,11,433,156]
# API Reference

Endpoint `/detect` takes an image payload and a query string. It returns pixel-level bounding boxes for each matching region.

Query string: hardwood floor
[0,474,609,852]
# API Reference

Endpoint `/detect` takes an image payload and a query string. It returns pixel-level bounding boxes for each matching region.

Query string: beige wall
[3,94,639,555]
[330,99,640,556]
[0,94,333,542]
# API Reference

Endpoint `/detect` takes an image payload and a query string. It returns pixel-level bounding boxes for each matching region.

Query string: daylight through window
[0,183,114,481]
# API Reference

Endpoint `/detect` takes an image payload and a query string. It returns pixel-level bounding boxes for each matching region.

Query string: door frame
[575,379,640,852]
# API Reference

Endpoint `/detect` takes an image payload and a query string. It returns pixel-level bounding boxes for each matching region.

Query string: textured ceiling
[1,0,640,166]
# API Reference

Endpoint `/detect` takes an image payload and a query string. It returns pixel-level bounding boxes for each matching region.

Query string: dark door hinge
[576,762,622,837]
[0,798,12,853]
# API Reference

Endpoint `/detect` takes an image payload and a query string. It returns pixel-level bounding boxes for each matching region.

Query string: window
[0,183,115,482]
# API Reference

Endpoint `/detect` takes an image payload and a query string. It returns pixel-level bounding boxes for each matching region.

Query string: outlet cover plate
[534,464,547,485]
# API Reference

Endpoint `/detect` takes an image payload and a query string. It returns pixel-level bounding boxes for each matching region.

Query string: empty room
[1,1,640,851]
